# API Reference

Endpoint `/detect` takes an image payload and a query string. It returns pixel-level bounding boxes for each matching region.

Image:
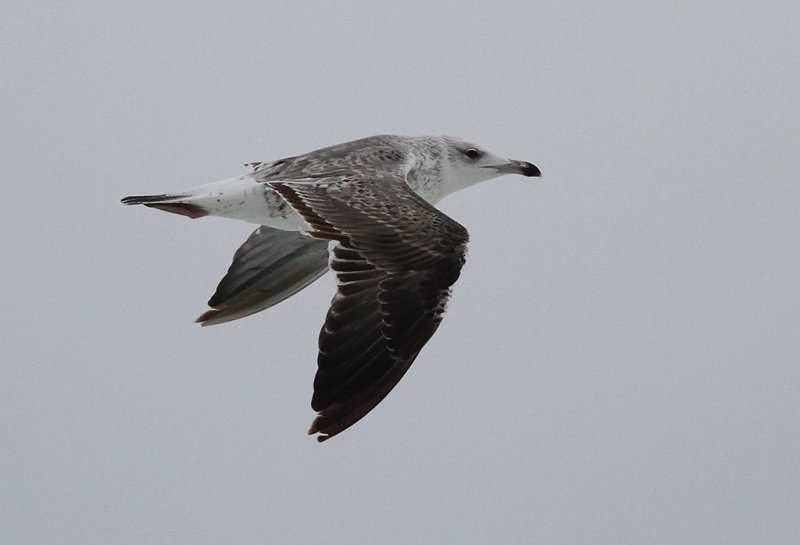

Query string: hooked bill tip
[522,162,541,177]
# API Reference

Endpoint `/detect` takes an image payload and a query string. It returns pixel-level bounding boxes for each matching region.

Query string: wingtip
[307,410,339,442]
[195,309,224,326]
[195,313,211,325]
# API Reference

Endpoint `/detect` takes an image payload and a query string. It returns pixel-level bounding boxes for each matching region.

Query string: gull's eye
[463,148,481,160]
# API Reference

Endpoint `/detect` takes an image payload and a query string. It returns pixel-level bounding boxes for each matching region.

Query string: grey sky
[2,1,798,544]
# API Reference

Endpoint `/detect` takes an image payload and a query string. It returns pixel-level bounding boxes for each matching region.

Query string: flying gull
[122,135,541,441]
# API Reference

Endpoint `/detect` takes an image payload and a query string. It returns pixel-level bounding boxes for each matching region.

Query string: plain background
[2,2,798,544]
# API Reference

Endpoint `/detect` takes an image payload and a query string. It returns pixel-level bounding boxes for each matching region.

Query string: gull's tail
[120,193,209,219]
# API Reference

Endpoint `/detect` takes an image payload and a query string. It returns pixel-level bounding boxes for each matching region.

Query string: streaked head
[437,136,540,193]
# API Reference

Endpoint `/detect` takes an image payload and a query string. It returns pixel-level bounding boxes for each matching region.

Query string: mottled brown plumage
[121,135,540,441]
[271,176,469,440]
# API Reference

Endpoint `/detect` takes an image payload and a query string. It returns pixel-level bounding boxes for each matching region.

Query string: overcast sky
[2,1,798,544]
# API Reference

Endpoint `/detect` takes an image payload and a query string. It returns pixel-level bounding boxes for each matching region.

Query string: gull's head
[435,136,541,196]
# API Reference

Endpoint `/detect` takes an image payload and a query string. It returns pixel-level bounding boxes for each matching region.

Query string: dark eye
[464,148,481,160]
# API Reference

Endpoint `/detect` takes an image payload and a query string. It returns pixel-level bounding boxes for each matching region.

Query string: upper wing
[196,226,329,325]
[270,175,469,441]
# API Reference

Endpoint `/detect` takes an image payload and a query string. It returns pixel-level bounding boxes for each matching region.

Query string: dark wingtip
[195,309,216,324]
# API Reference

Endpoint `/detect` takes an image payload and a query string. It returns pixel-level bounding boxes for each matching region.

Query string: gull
[122,135,541,441]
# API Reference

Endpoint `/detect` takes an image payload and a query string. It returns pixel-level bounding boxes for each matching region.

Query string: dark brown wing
[270,176,469,442]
